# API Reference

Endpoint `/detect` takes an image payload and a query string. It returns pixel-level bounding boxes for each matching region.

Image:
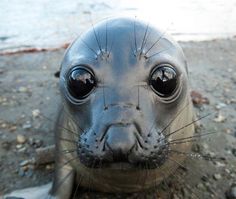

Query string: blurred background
[1,0,236,53]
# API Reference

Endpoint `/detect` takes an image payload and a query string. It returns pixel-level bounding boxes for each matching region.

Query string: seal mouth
[102,162,138,170]
[78,142,169,170]
[78,122,169,170]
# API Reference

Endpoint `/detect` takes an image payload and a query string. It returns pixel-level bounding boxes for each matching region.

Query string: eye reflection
[150,65,178,97]
[67,67,96,100]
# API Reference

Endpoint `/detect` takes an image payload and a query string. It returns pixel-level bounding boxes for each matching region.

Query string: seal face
[57,17,194,193]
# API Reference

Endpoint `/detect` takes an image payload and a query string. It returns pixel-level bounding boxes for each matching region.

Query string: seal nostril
[104,106,108,110]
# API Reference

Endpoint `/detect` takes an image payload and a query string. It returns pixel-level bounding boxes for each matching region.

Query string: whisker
[170,171,201,199]
[170,155,212,199]
[169,131,217,143]
[147,101,190,137]
[72,175,84,199]
[160,102,190,134]
[49,170,74,197]
[137,84,140,110]
[108,36,114,58]
[146,46,174,59]
[59,148,77,155]
[91,20,104,57]
[167,157,188,171]
[53,156,78,176]
[168,156,214,181]
[135,163,142,184]
[80,38,98,57]
[61,102,85,133]
[139,22,149,59]
[169,149,222,161]
[128,35,137,57]
[105,20,108,54]
[144,30,167,56]
[133,17,138,54]
[165,113,212,138]
[168,139,198,145]
[159,170,171,199]
[102,79,107,110]
[58,137,77,144]
[40,114,79,137]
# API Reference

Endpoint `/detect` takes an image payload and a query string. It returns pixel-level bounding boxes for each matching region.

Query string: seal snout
[78,120,169,170]
[105,124,136,161]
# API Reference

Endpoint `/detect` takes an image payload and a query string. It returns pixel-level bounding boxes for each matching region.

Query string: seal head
[58,17,194,192]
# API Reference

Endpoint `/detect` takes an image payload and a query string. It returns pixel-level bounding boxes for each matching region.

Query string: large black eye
[149,65,178,97]
[67,67,96,100]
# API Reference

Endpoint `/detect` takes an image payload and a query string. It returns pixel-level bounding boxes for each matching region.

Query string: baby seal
[5,17,195,199]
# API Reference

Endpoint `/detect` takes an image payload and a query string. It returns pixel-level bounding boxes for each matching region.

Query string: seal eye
[67,67,96,100]
[149,65,178,97]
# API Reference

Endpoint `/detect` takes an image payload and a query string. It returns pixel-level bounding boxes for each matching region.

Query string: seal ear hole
[66,66,96,100]
[149,64,178,97]
[54,70,60,78]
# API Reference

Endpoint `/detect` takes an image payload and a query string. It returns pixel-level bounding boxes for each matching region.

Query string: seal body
[4,17,195,199]
[52,17,195,196]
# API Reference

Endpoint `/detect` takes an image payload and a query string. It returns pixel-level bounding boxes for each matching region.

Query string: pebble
[25,169,33,177]
[16,144,23,149]
[32,109,40,118]
[17,147,27,153]
[190,90,210,106]
[213,173,222,180]
[225,128,232,134]
[215,102,227,110]
[21,165,28,172]
[214,161,226,167]
[28,137,43,148]
[180,187,188,197]
[22,121,32,129]
[201,175,209,182]
[46,164,54,170]
[0,96,7,104]
[16,134,27,144]
[34,139,43,148]
[192,143,201,153]
[19,160,30,167]
[9,125,17,132]
[172,194,181,199]
[226,184,236,199]
[18,168,25,177]
[213,112,226,123]
[232,148,236,157]
[1,141,11,150]
[18,86,28,93]
[1,122,7,128]
[197,183,205,189]
[228,98,236,104]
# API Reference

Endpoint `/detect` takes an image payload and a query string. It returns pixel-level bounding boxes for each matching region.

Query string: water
[0,0,236,52]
